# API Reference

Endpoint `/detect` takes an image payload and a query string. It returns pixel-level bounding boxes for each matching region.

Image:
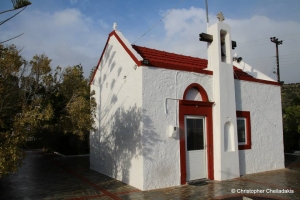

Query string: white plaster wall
[234,60,275,82]
[141,68,213,190]
[235,80,285,175]
[90,33,144,189]
[208,22,240,180]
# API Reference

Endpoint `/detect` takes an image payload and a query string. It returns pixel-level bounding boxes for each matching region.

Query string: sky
[1,0,300,83]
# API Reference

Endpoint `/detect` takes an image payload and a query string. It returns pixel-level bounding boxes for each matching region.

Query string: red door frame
[179,84,214,184]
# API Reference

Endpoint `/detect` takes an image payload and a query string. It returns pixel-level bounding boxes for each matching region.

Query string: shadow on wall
[234,80,246,175]
[91,43,162,184]
[238,150,246,175]
[91,105,161,184]
[142,112,163,161]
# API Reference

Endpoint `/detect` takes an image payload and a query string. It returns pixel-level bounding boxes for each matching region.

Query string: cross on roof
[113,22,117,30]
[217,12,225,22]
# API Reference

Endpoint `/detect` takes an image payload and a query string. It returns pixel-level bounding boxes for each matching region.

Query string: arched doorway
[179,83,214,184]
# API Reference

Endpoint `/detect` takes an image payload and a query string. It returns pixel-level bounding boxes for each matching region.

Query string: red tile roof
[132,45,208,69]
[132,45,252,77]
[132,45,251,76]
[90,31,279,86]
[132,45,212,75]
[132,45,279,85]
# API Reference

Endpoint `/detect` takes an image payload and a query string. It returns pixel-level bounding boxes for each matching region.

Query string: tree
[0,45,51,177]
[20,59,96,154]
[11,0,31,9]
[283,97,300,153]
[0,45,96,177]
[0,44,27,177]
[39,65,97,154]
[0,0,32,44]
[59,65,96,140]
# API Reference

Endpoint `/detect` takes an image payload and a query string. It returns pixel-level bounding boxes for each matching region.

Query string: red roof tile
[132,45,212,75]
[90,31,279,86]
[132,45,208,69]
[132,45,279,86]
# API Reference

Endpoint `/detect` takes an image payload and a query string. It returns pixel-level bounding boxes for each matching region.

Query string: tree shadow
[142,111,163,161]
[90,105,161,185]
[117,67,122,77]
[110,78,115,90]
[104,45,116,77]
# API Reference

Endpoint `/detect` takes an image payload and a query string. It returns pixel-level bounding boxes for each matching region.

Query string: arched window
[185,88,202,101]
[183,83,209,102]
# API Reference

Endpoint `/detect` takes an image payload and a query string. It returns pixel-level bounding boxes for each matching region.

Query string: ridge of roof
[90,31,279,86]
[132,45,212,75]
[132,45,207,67]
[90,30,141,85]
[132,45,279,86]
[90,31,115,85]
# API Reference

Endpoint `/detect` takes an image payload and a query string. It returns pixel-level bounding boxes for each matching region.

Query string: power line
[236,33,300,46]
[159,34,300,57]
[277,54,300,57]
[247,54,300,62]
[0,33,24,44]
[267,62,276,77]
[133,0,185,44]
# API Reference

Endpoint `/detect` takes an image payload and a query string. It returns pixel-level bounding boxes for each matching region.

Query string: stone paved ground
[0,150,299,200]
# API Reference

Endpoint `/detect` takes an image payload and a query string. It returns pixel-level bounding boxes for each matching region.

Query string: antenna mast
[205,0,209,30]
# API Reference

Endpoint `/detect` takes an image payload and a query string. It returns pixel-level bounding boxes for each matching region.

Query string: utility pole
[270,37,283,83]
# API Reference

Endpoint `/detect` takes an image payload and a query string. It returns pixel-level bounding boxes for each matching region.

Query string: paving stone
[0,151,300,200]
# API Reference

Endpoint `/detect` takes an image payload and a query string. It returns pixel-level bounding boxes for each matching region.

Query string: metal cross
[217,12,225,22]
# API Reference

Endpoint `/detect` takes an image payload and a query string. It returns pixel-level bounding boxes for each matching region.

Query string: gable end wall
[90,35,144,189]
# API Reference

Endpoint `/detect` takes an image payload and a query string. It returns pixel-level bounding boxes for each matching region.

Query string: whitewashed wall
[208,22,241,180]
[90,30,284,191]
[142,68,213,190]
[235,80,285,175]
[90,33,144,189]
[234,60,275,82]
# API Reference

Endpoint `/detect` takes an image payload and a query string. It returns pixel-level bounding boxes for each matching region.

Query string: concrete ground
[0,150,299,200]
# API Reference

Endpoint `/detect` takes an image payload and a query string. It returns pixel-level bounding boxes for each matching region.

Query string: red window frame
[236,111,251,150]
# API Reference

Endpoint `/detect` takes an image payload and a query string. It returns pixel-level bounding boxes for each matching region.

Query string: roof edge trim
[113,32,141,66]
[234,75,280,86]
[89,31,114,85]
[90,30,141,85]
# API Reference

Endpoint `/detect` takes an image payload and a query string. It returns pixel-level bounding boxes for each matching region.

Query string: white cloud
[70,0,78,5]
[137,7,300,83]
[53,9,83,26]
[1,6,299,83]
[0,8,108,77]
[98,19,109,30]
[163,7,207,37]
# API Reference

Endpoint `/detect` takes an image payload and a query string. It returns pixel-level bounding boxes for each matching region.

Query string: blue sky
[1,0,300,83]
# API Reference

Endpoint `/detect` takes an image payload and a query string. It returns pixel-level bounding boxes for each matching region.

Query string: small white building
[90,20,284,191]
